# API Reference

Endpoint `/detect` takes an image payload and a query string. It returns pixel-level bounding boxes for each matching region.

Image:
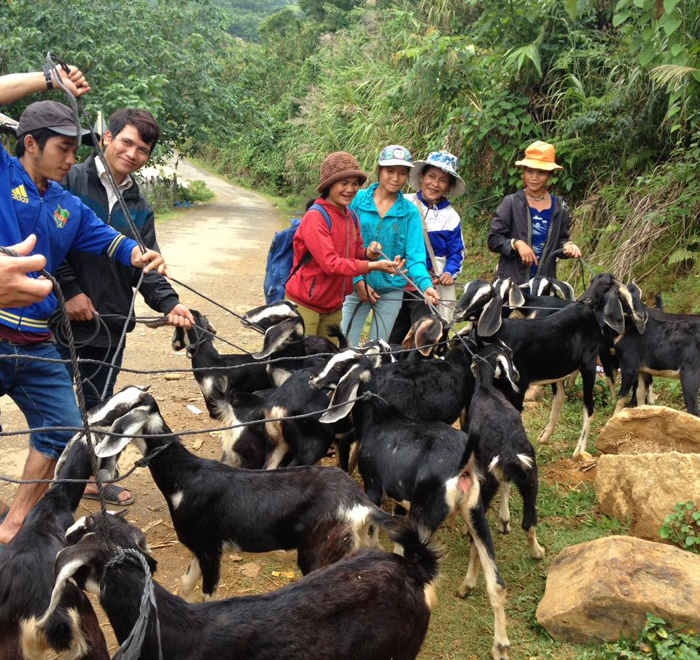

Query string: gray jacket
[487,189,571,284]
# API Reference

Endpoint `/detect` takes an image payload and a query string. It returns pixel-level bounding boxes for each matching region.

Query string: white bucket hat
[377,144,414,168]
[409,151,466,197]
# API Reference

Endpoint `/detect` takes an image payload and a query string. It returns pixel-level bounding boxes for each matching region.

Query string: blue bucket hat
[378,144,414,168]
[409,151,466,197]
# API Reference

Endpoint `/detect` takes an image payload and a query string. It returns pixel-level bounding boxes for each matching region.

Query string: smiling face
[104,124,152,181]
[522,166,552,197]
[327,177,361,209]
[420,165,452,203]
[378,165,410,195]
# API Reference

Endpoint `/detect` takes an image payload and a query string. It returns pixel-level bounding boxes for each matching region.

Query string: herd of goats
[1,271,698,660]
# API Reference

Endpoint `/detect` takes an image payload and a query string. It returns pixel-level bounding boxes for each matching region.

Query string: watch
[511,238,518,250]
[43,64,54,91]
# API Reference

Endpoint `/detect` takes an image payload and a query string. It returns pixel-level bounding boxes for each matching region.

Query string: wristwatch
[511,238,518,250]
[43,64,54,91]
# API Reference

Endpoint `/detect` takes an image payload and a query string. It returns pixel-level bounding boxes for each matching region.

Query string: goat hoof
[491,644,510,660]
[456,585,473,599]
[572,450,593,462]
[530,544,546,560]
[499,519,511,534]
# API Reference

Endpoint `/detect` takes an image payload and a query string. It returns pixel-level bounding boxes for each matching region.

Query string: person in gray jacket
[488,141,581,284]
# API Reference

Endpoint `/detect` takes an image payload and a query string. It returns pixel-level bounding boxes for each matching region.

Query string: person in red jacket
[285,151,403,342]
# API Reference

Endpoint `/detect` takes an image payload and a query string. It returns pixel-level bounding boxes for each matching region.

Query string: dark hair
[320,189,330,199]
[15,128,60,158]
[421,164,455,189]
[108,108,160,152]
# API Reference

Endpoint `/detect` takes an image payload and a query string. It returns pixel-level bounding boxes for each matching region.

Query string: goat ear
[477,296,503,337]
[172,326,188,352]
[602,291,625,335]
[550,278,576,301]
[496,354,520,393]
[254,319,302,359]
[401,322,418,351]
[414,316,443,357]
[320,367,363,424]
[202,315,217,335]
[36,543,101,628]
[93,408,151,458]
[508,281,525,308]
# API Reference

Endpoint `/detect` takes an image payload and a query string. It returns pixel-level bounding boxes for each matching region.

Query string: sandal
[82,484,135,506]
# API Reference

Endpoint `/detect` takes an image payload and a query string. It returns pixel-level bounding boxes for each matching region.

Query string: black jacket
[487,189,571,284]
[54,154,179,346]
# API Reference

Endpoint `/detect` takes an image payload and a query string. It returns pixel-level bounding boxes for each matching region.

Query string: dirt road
[0,161,302,649]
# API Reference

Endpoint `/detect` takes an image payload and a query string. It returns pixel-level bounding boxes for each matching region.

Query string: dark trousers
[57,343,125,410]
[388,290,431,344]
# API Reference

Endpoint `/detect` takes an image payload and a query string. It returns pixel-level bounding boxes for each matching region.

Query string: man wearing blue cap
[0,65,167,544]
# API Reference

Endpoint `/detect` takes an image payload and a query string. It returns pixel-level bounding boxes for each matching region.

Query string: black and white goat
[0,386,150,660]
[466,345,543,564]
[455,279,602,457]
[96,396,392,601]
[40,511,440,660]
[582,274,700,416]
[312,351,511,660]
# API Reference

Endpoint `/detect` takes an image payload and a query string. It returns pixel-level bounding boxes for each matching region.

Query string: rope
[104,548,163,660]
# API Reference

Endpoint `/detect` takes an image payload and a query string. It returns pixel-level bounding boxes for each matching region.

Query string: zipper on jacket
[309,276,317,299]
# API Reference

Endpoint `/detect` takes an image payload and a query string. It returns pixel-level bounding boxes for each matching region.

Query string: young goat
[455,279,601,457]
[0,386,150,660]
[40,511,440,660]
[466,345,543,569]
[96,396,392,601]
[312,351,511,660]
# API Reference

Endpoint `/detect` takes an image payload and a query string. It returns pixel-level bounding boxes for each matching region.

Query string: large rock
[536,535,700,643]
[596,405,700,455]
[594,452,700,540]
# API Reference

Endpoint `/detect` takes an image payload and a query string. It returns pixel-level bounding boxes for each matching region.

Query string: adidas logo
[11,185,28,204]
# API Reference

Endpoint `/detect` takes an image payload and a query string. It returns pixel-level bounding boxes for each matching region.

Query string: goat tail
[489,449,536,483]
[326,324,349,350]
[383,518,441,590]
[26,606,89,660]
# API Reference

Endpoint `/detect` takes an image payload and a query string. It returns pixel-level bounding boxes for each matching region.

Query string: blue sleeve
[71,199,138,266]
[444,221,465,277]
[405,207,433,292]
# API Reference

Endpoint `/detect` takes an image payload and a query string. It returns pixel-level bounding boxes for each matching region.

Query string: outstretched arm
[0,67,90,105]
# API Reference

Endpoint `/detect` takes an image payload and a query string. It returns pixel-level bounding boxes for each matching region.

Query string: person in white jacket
[389,151,465,342]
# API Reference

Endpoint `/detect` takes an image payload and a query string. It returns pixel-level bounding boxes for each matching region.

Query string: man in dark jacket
[56,108,194,504]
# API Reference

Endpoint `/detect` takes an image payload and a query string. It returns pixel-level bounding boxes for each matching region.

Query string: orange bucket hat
[515,141,563,171]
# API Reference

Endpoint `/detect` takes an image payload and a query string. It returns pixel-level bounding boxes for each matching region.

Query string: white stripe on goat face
[88,386,149,426]
[244,302,297,326]
[469,282,494,310]
[312,350,359,385]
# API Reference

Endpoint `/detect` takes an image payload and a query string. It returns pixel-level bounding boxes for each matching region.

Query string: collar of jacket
[355,183,413,217]
[417,190,451,210]
[83,152,142,203]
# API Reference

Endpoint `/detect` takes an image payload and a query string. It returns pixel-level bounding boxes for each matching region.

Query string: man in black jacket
[56,108,194,504]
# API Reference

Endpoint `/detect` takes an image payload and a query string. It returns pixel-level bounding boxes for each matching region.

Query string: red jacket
[286,198,370,314]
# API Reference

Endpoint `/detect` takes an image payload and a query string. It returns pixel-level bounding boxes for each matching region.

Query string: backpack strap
[285,204,334,284]
[309,203,333,231]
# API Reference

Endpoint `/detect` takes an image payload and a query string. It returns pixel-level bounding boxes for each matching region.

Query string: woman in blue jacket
[340,145,439,346]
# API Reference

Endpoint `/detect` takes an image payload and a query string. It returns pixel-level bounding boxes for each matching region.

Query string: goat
[455,279,602,457]
[40,511,440,660]
[0,386,150,660]
[95,395,393,601]
[312,350,511,660]
[582,274,700,416]
[466,345,543,563]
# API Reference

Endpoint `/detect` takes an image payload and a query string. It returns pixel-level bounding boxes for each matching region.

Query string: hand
[52,65,91,98]
[131,246,169,276]
[65,292,97,322]
[563,242,582,259]
[356,281,380,305]
[424,286,441,306]
[514,240,538,267]
[166,303,194,329]
[437,272,455,286]
[0,235,52,307]
[369,259,403,275]
[365,241,382,260]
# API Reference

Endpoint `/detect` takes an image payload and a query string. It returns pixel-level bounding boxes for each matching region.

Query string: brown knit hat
[317,151,368,193]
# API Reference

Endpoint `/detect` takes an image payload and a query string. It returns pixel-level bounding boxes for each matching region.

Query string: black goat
[0,386,150,660]
[40,511,440,660]
[312,350,511,660]
[97,396,392,601]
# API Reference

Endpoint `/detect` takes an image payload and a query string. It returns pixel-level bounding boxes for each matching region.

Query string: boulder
[596,405,700,455]
[594,452,700,540]
[536,535,700,644]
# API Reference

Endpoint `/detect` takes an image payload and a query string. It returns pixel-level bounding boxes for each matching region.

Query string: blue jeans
[57,343,124,411]
[0,340,82,460]
[340,288,405,346]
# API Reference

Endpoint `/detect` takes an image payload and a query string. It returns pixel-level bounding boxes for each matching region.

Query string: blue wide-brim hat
[409,150,466,197]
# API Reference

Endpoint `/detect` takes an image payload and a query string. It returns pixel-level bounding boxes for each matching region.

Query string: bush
[659,501,700,554]
[602,613,700,659]
[179,180,215,203]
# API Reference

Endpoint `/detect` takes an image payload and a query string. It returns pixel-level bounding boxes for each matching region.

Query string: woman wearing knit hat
[285,151,403,341]
[340,145,440,346]
[388,150,466,343]
[488,141,581,284]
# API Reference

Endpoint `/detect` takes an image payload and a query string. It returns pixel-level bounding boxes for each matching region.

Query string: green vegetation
[179,180,216,204]
[659,501,700,554]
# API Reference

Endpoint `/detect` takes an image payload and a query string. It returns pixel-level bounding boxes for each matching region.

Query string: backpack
[263,204,359,304]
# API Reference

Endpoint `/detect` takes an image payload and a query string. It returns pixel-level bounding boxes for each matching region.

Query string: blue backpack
[263,204,334,304]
